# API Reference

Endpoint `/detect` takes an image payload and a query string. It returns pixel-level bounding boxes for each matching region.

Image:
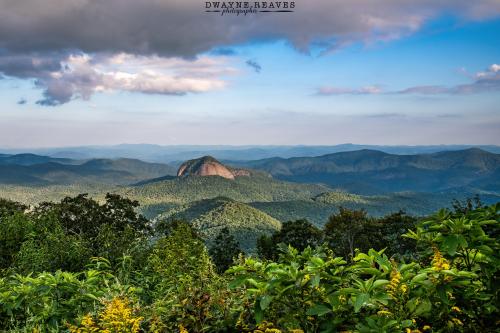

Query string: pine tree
[209,227,241,273]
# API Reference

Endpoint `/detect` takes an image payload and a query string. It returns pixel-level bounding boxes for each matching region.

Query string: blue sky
[0,1,499,147]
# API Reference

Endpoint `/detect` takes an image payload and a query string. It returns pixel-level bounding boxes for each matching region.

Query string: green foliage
[375,211,418,260]
[0,193,497,333]
[33,193,150,269]
[323,208,417,261]
[146,220,213,284]
[257,219,322,260]
[0,258,116,331]
[0,198,27,218]
[13,215,90,274]
[0,184,113,205]
[0,213,33,272]
[35,193,150,239]
[325,207,369,259]
[142,220,236,332]
[125,174,331,205]
[403,203,500,329]
[156,197,281,252]
[209,227,242,273]
[229,245,348,331]
[0,194,150,275]
[229,203,499,332]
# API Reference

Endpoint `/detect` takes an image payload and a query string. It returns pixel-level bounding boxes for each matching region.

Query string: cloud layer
[1,0,500,105]
[2,0,499,57]
[317,64,500,96]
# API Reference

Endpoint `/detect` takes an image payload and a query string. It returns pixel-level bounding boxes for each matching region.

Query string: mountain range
[1,149,499,250]
[1,148,498,196]
[229,148,500,195]
[2,144,500,162]
[0,154,176,185]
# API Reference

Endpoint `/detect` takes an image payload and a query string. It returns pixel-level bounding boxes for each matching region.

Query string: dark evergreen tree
[0,198,27,219]
[324,207,369,259]
[258,219,322,260]
[376,210,418,260]
[209,227,241,273]
[257,234,275,260]
[451,195,483,215]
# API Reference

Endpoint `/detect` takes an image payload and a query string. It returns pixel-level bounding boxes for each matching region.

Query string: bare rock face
[177,156,237,180]
[230,168,251,177]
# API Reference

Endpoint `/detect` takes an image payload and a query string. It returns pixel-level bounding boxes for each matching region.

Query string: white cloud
[30,53,235,105]
[318,64,500,96]
[317,85,383,95]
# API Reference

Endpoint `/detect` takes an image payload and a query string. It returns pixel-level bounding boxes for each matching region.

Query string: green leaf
[436,285,450,305]
[254,300,264,323]
[357,268,382,276]
[457,235,468,248]
[306,304,332,316]
[411,273,427,283]
[312,274,321,288]
[228,275,249,289]
[442,235,460,256]
[310,257,325,267]
[373,279,389,289]
[414,299,432,316]
[354,293,369,313]
[260,295,273,310]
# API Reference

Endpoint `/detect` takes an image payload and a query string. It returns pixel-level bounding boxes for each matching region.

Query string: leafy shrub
[141,220,237,332]
[0,258,115,330]
[229,203,499,332]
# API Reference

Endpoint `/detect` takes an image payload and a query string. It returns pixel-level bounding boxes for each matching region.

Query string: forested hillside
[155,197,281,252]
[0,154,176,185]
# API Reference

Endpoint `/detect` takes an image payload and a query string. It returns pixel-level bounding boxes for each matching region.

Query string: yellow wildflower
[451,306,461,313]
[377,310,392,316]
[431,247,450,271]
[68,297,142,333]
[387,268,402,299]
[179,324,189,333]
[400,284,408,294]
[423,325,431,331]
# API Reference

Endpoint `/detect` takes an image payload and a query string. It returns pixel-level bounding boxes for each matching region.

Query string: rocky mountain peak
[177,156,238,180]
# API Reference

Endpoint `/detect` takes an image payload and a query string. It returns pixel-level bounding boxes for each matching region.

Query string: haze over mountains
[0,148,498,195]
[2,144,499,163]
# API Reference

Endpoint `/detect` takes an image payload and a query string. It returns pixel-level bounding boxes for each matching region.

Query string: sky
[0,0,499,148]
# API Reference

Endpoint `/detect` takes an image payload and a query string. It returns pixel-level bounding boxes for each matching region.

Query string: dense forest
[0,194,498,332]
